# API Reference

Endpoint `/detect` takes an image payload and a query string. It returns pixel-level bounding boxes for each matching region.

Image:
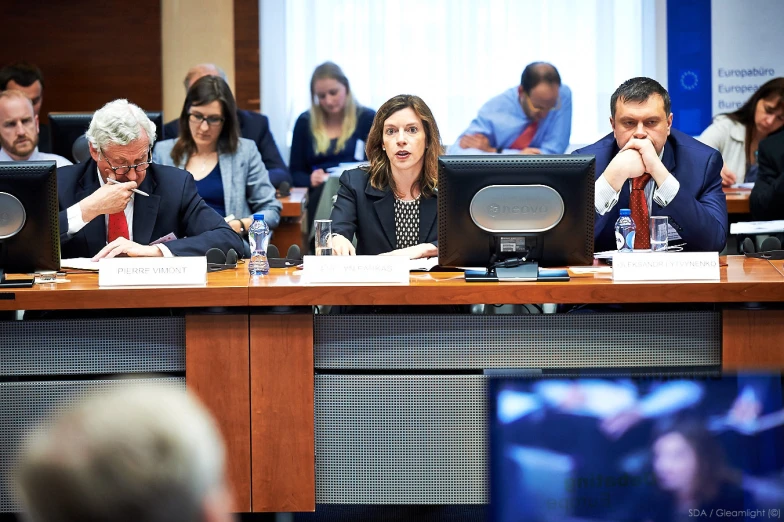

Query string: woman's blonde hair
[309,62,358,155]
[364,94,443,199]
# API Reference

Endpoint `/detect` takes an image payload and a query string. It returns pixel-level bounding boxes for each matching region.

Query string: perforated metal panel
[0,377,185,512]
[315,375,487,504]
[0,317,185,376]
[314,312,721,369]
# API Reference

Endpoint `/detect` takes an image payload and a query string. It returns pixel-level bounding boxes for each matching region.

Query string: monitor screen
[48,111,164,163]
[0,161,60,274]
[437,155,595,275]
[489,374,784,522]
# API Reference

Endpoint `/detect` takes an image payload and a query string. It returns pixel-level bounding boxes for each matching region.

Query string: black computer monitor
[438,154,595,281]
[0,161,60,281]
[48,111,164,163]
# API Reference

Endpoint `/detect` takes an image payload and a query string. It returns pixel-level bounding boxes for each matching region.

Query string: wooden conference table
[2,256,784,512]
[724,186,751,214]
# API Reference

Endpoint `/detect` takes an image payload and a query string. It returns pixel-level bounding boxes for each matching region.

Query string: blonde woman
[289,62,375,224]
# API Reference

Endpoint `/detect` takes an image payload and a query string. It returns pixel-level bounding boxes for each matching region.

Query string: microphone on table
[741,237,756,254]
[277,181,291,198]
[267,244,280,259]
[760,236,782,252]
[206,248,239,272]
[267,243,303,268]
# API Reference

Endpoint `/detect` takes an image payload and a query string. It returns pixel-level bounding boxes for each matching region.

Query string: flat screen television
[438,155,595,280]
[489,373,784,522]
[48,111,164,163]
[0,161,60,281]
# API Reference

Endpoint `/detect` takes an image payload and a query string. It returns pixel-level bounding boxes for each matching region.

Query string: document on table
[730,220,784,235]
[409,257,440,272]
[60,258,100,271]
[730,182,755,189]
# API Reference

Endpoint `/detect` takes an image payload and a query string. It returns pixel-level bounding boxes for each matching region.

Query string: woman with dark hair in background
[329,94,442,258]
[697,77,784,186]
[289,62,375,231]
[153,75,281,240]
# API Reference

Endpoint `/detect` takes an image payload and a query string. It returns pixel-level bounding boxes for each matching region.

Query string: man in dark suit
[163,63,291,187]
[574,77,727,252]
[59,99,242,259]
[750,130,784,220]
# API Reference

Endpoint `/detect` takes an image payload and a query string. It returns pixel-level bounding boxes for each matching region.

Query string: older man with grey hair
[163,63,291,187]
[57,98,243,259]
[17,383,235,522]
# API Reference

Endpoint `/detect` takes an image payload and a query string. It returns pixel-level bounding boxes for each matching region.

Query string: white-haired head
[184,64,227,91]
[85,99,157,153]
[17,382,232,522]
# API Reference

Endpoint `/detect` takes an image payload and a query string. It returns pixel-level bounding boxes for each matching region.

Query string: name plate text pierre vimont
[301,255,409,284]
[612,252,720,282]
[98,257,207,287]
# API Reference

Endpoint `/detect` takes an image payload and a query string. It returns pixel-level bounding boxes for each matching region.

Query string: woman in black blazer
[329,94,443,258]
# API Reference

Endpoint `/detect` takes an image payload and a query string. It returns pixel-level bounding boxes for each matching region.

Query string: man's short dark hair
[610,77,671,118]
[0,62,44,90]
[520,62,561,94]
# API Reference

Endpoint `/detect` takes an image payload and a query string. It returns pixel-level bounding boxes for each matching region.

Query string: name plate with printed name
[98,257,207,287]
[301,255,409,284]
[612,252,720,282]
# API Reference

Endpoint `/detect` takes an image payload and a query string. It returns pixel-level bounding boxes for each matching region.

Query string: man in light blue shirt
[0,90,71,167]
[448,62,572,155]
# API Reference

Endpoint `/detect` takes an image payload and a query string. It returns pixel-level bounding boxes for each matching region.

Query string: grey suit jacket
[153,137,282,228]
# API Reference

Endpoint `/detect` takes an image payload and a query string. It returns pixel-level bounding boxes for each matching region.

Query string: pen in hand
[107,177,149,197]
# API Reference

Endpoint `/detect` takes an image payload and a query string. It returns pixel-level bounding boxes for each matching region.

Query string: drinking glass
[650,216,668,252]
[314,219,333,255]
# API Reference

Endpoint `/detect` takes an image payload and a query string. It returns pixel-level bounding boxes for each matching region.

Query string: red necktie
[630,173,652,249]
[509,121,539,151]
[108,212,129,243]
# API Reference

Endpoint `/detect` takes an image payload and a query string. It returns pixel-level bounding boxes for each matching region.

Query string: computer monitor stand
[464,260,539,282]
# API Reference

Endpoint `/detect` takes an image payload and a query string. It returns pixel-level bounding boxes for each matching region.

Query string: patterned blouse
[393,198,420,249]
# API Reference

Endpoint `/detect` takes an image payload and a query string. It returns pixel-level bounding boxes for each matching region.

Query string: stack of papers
[730,221,784,235]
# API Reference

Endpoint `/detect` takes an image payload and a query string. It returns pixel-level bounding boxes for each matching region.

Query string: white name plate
[98,257,207,287]
[301,255,409,284]
[612,252,720,282]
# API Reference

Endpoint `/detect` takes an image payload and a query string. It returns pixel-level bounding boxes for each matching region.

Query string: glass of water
[314,219,333,255]
[650,215,668,252]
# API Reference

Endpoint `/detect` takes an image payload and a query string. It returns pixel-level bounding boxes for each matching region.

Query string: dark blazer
[329,168,437,255]
[750,130,784,220]
[164,109,291,187]
[574,128,727,252]
[57,160,244,258]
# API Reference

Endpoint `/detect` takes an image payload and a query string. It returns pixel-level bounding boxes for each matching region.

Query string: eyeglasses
[100,147,152,176]
[189,113,225,126]
[521,92,562,113]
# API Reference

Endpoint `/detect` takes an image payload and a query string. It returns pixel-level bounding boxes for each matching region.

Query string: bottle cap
[253,213,264,221]
[619,209,631,216]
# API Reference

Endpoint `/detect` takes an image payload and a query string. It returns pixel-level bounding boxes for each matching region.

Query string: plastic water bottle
[248,213,270,275]
[614,208,636,252]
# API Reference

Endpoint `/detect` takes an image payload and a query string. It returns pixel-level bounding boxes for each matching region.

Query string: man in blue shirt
[448,62,572,155]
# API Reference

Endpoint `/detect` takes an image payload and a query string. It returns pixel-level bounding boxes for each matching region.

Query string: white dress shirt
[594,145,680,216]
[0,147,72,167]
[65,168,172,256]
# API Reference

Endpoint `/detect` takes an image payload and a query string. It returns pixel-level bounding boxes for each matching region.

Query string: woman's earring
[382,147,386,150]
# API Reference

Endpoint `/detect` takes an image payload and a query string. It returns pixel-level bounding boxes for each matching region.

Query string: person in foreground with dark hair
[153,75,281,240]
[448,61,572,155]
[17,383,236,522]
[697,77,784,186]
[0,61,51,152]
[750,129,784,220]
[57,99,243,259]
[329,94,442,258]
[163,63,291,188]
[574,77,727,253]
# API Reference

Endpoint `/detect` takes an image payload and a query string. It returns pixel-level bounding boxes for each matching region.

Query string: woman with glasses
[153,75,281,239]
[697,77,784,186]
[289,62,375,233]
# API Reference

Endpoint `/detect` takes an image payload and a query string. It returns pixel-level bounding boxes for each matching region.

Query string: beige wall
[161,0,235,125]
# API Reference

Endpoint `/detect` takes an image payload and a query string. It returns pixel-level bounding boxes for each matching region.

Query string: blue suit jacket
[574,129,727,252]
[164,109,291,187]
[57,160,244,258]
[330,168,437,255]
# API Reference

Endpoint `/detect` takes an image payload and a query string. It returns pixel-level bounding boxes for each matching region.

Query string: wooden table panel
[723,309,784,369]
[186,314,251,511]
[724,187,751,214]
[250,312,315,512]
[275,187,307,253]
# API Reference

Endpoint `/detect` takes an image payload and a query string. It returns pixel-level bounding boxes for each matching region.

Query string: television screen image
[438,154,594,281]
[48,111,164,164]
[489,374,784,522]
[0,161,60,278]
